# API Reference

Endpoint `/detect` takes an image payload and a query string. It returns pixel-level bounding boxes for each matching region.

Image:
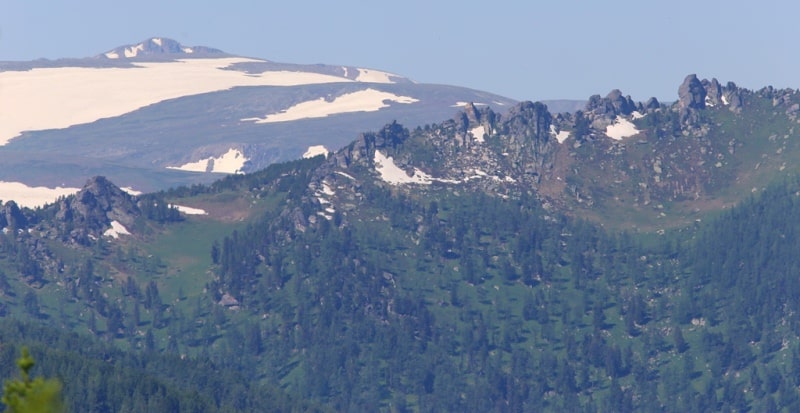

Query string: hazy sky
[1,0,797,102]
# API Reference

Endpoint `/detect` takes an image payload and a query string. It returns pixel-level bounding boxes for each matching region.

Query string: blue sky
[1,0,797,102]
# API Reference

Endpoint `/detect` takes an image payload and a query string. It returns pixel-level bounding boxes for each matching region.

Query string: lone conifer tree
[2,347,64,413]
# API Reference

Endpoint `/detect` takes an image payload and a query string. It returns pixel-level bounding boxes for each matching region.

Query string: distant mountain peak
[99,37,224,59]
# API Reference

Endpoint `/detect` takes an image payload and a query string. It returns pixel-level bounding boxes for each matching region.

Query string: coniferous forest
[3,158,800,412]
[4,96,800,412]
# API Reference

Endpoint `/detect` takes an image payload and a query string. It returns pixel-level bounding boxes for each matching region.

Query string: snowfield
[104,220,131,239]
[549,125,570,144]
[452,101,488,108]
[470,125,486,143]
[0,181,80,208]
[121,187,143,196]
[241,89,418,124]
[124,44,145,58]
[374,150,433,185]
[605,116,640,140]
[171,205,208,215]
[355,68,399,83]
[0,57,370,145]
[167,148,248,174]
[303,145,329,159]
[373,150,459,185]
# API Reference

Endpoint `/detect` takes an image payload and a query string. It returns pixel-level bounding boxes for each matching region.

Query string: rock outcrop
[51,176,141,245]
[678,74,707,110]
[332,121,409,168]
[0,201,28,230]
[645,97,661,110]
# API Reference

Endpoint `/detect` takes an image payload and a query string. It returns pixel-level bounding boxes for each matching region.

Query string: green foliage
[9,121,800,410]
[138,194,183,223]
[2,347,63,413]
[0,321,331,413]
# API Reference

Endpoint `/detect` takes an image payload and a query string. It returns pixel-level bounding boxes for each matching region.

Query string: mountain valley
[2,39,800,411]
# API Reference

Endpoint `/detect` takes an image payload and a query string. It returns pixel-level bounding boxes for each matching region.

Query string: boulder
[678,74,706,110]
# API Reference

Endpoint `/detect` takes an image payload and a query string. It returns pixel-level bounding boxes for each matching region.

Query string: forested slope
[5,88,800,411]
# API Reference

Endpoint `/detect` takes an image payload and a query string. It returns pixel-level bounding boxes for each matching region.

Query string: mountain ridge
[291,75,800,230]
[98,37,225,59]
[1,69,800,410]
[0,37,517,202]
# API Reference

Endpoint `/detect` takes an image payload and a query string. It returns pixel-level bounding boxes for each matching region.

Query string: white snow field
[0,181,80,208]
[374,150,433,185]
[167,148,248,174]
[0,57,398,145]
[241,89,418,124]
[549,125,570,144]
[605,116,640,140]
[303,145,329,159]
[355,68,399,83]
[470,125,486,143]
[171,205,208,215]
[104,220,131,238]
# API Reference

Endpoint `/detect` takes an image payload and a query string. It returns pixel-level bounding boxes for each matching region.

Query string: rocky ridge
[42,176,142,245]
[300,75,800,229]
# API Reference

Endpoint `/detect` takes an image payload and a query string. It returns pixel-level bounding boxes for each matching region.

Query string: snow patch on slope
[605,116,640,140]
[124,44,145,58]
[335,171,356,180]
[0,57,359,145]
[321,182,335,196]
[168,158,209,173]
[0,181,80,208]
[312,180,337,220]
[303,145,329,159]
[171,205,207,215]
[120,187,142,196]
[167,148,248,174]
[470,125,486,143]
[549,125,570,143]
[355,68,398,83]
[212,149,248,173]
[452,101,488,108]
[374,150,433,185]
[104,221,131,238]
[241,89,418,124]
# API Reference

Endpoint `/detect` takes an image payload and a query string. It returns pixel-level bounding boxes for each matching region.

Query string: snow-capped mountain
[99,37,224,59]
[0,37,516,206]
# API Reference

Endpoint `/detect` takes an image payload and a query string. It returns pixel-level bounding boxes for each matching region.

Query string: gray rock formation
[0,201,28,230]
[605,89,637,115]
[703,78,722,106]
[678,74,707,110]
[52,176,141,245]
[645,97,661,110]
[333,122,409,168]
